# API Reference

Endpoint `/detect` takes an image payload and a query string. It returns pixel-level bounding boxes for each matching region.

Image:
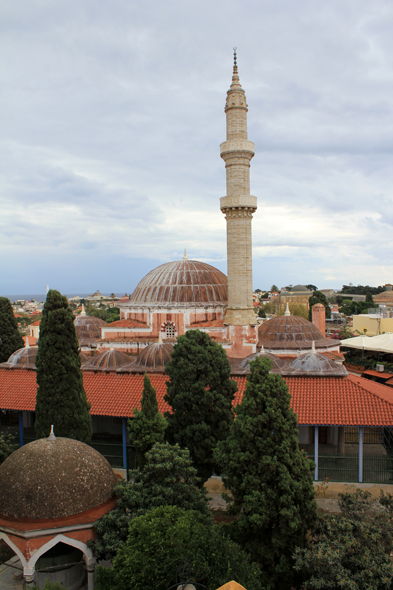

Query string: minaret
[220,49,257,326]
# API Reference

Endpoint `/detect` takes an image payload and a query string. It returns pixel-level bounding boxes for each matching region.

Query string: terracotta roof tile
[1,370,393,426]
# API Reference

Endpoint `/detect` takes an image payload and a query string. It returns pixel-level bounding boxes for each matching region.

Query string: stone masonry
[220,50,257,326]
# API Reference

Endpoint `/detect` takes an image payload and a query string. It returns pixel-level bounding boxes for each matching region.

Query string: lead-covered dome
[6,345,38,367]
[0,437,116,519]
[258,315,336,352]
[74,310,107,346]
[281,345,348,377]
[137,341,174,369]
[129,258,228,306]
[88,348,134,370]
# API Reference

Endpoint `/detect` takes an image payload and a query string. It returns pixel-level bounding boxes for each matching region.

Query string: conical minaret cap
[225,48,247,112]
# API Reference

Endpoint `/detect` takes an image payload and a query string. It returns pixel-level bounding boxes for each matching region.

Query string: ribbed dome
[89,348,134,370]
[74,313,107,346]
[239,349,284,373]
[137,342,174,369]
[0,437,116,519]
[129,259,228,306]
[258,315,335,352]
[282,349,348,377]
[6,346,38,367]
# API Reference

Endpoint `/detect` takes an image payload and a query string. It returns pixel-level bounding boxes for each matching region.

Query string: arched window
[165,323,176,338]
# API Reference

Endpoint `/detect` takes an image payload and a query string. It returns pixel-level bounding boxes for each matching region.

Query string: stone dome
[74,310,107,346]
[6,345,38,367]
[137,341,174,369]
[129,258,228,307]
[0,437,116,519]
[88,348,134,370]
[258,315,336,352]
[80,352,91,365]
[281,346,348,377]
[289,284,311,292]
[239,349,284,373]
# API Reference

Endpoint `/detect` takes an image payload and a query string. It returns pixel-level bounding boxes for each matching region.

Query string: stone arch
[0,532,28,569]
[161,320,176,338]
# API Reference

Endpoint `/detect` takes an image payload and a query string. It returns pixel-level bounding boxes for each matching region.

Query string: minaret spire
[220,51,257,326]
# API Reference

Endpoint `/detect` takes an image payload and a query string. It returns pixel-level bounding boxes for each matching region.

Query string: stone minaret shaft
[220,52,257,326]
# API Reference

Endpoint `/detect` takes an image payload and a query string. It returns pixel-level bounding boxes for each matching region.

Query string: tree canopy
[308,290,331,321]
[95,506,262,590]
[35,289,92,443]
[0,297,24,363]
[0,433,18,465]
[91,442,210,561]
[215,356,317,590]
[294,489,393,589]
[164,330,237,484]
[128,374,167,470]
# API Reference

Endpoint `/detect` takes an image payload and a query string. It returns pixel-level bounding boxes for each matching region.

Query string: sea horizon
[4,293,128,303]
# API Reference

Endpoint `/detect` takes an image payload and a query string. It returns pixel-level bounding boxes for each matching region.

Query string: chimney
[312,303,326,337]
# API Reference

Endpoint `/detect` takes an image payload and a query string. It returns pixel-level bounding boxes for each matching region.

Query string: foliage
[35,289,92,443]
[294,488,393,589]
[0,432,18,465]
[128,374,167,470]
[85,305,120,323]
[305,284,318,291]
[278,303,308,319]
[90,442,210,561]
[338,299,370,316]
[215,356,317,590]
[32,581,65,590]
[0,297,24,363]
[270,284,279,292]
[308,290,331,321]
[95,506,262,590]
[258,307,266,318]
[340,284,385,296]
[164,330,237,484]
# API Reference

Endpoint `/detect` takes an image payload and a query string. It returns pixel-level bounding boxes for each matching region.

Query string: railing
[305,452,393,483]
[345,427,383,444]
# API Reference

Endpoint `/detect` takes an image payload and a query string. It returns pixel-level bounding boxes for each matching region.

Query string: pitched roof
[1,369,393,426]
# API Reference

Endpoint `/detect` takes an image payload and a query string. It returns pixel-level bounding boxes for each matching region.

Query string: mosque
[95,52,338,360]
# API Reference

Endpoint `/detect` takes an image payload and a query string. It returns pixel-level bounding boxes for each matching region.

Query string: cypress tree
[164,329,237,484]
[128,374,167,470]
[35,289,92,443]
[215,356,317,590]
[0,297,24,363]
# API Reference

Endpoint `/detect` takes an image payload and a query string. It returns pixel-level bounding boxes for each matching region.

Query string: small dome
[258,315,335,352]
[80,352,92,365]
[282,347,348,377]
[74,312,107,346]
[0,437,116,519]
[89,348,133,370]
[239,349,284,373]
[137,342,174,369]
[6,346,38,367]
[289,284,312,292]
[129,259,228,306]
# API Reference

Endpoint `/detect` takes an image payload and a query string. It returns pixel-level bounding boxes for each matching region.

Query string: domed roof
[281,345,348,377]
[80,352,91,365]
[74,307,107,345]
[239,348,284,373]
[0,436,116,519]
[88,348,134,370]
[137,341,174,369]
[6,345,37,367]
[129,255,228,307]
[289,284,311,292]
[258,314,336,352]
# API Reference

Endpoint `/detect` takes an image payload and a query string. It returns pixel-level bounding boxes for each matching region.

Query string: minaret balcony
[220,140,255,157]
[220,195,257,210]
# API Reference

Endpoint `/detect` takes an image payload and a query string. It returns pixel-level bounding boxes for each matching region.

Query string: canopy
[341,333,393,353]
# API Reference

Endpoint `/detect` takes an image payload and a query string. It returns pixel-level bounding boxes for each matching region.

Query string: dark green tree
[91,442,210,561]
[35,290,92,443]
[270,284,279,292]
[164,330,237,484]
[305,284,318,291]
[294,489,393,589]
[128,374,167,470]
[308,290,331,321]
[215,356,317,590]
[0,433,18,464]
[95,506,262,590]
[0,297,24,363]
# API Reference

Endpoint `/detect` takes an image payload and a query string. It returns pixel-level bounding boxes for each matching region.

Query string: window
[165,323,175,338]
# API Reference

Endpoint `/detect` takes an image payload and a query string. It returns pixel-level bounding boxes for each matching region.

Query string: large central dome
[129,259,228,306]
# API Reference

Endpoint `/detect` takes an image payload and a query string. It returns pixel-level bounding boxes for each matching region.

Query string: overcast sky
[1,0,392,296]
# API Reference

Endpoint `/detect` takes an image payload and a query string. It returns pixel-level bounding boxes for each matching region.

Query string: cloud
[1,0,393,294]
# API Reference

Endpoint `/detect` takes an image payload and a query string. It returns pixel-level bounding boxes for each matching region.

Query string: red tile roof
[29,320,41,327]
[1,370,393,426]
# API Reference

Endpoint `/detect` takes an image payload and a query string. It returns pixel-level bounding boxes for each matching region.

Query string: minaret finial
[183,249,188,260]
[231,47,240,87]
[48,425,56,440]
[158,331,163,344]
[25,336,30,348]
[311,341,316,354]
[284,303,291,316]
[81,303,86,316]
